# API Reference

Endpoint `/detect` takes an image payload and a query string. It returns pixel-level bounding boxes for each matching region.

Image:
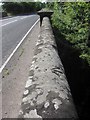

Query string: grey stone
[19,17,78,119]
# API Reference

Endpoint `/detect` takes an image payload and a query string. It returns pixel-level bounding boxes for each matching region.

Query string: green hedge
[51,2,90,65]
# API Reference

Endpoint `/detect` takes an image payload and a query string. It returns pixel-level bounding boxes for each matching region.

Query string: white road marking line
[20,15,33,20]
[1,20,18,27]
[1,15,36,26]
[0,18,40,73]
[0,16,19,22]
[20,17,26,20]
[20,16,29,20]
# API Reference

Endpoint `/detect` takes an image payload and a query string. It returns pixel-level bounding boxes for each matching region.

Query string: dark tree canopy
[2,2,45,15]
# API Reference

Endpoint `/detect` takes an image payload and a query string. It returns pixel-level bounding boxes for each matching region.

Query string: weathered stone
[19,17,78,119]
[24,109,42,118]
[24,90,29,96]
[44,101,50,108]
[25,78,32,88]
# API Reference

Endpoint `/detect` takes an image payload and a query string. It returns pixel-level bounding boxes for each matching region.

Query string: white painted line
[0,18,40,73]
[0,16,19,22]
[20,16,29,20]
[1,20,18,27]
[20,15,33,20]
[20,17,26,20]
[1,15,35,26]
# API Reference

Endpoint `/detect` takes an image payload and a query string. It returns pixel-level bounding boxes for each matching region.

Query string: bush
[51,2,90,65]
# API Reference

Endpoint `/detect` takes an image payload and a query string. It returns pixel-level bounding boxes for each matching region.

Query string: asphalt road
[2,20,40,118]
[1,14,39,64]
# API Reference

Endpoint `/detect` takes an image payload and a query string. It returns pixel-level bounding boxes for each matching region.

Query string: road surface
[1,14,39,64]
[2,16,40,118]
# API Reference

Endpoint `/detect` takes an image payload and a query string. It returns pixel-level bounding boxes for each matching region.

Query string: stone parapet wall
[18,17,78,119]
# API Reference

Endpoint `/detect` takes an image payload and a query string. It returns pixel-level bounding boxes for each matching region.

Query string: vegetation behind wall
[51,2,90,66]
[47,2,90,119]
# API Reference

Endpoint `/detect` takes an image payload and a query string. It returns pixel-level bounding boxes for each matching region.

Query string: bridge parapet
[18,17,78,119]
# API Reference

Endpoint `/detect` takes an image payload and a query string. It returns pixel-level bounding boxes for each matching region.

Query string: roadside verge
[2,19,40,118]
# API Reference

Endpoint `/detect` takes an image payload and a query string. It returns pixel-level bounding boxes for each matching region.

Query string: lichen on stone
[52,98,62,110]
[25,78,32,88]
[24,109,42,118]
[44,101,50,108]
[24,90,29,96]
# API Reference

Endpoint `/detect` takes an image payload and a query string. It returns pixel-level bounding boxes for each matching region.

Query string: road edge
[0,18,40,73]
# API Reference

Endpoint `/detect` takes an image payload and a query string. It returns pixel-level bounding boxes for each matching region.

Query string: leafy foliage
[2,2,45,15]
[51,2,90,65]
[45,2,54,10]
